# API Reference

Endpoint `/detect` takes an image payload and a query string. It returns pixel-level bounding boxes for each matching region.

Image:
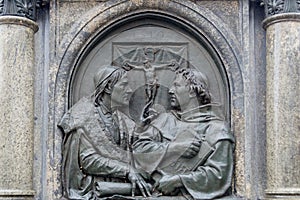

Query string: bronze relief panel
[59,19,234,200]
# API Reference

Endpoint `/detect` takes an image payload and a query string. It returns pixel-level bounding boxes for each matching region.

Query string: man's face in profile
[111,74,133,107]
[168,75,191,110]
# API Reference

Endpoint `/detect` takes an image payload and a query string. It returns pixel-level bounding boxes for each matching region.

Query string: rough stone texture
[47,0,247,199]
[195,0,241,45]
[57,1,100,43]
[0,16,38,199]
[0,1,281,199]
[264,14,300,199]
[11,0,268,199]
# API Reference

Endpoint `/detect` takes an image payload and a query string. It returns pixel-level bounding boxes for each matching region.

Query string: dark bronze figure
[58,67,151,199]
[59,49,234,199]
[133,68,235,199]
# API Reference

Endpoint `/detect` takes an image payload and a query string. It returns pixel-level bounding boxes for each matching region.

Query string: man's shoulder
[205,120,234,145]
[58,97,96,133]
[152,111,177,124]
[68,97,95,113]
[151,111,180,129]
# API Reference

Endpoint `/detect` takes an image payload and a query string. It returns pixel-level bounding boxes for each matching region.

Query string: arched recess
[53,0,245,198]
[70,15,230,121]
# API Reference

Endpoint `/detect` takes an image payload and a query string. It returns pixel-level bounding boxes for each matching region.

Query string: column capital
[262,12,300,29]
[0,0,49,21]
[258,0,300,29]
[259,0,300,17]
[0,15,38,32]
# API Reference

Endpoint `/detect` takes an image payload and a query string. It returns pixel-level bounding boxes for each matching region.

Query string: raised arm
[152,60,180,71]
[123,61,144,70]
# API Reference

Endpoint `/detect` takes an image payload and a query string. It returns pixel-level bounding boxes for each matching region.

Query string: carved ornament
[58,18,235,199]
[259,0,300,17]
[0,0,49,21]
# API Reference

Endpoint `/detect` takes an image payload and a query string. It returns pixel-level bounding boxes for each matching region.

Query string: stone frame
[46,1,245,199]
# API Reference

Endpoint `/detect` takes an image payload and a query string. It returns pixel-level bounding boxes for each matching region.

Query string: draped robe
[133,105,235,199]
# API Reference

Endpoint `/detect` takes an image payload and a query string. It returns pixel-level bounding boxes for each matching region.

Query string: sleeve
[179,140,234,199]
[132,126,169,174]
[133,126,168,152]
[58,98,94,134]
[78,131,129,178]
[133,113,175,153]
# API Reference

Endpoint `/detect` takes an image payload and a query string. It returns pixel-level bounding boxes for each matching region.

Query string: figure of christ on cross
[123,59,178,103]
[123,59,178,122]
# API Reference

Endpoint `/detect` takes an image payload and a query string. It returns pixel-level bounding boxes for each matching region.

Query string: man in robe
[58,66,150,199]
[133,68,235,199]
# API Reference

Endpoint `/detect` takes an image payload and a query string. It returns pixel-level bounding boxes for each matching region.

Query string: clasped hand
[182,139,201,158]
[127,167,151,197]
[154,172,182,195]
[169,139,201,159]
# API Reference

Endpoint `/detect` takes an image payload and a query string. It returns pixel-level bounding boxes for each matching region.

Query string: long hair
[94,68,126,106]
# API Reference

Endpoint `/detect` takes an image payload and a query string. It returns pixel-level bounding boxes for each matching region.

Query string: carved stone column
[0,0,42,199]
[261,0,300,199]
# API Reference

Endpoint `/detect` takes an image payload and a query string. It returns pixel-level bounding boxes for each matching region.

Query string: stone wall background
[7,0,269,199]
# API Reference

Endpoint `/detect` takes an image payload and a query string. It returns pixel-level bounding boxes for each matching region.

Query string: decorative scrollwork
[260,0,300,17]
[0,0,49,21]
[267,0,285,15]
[0,0,4,14]
[15,0,34,19]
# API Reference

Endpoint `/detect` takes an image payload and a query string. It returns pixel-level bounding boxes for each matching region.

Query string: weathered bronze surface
[58,21,234,200]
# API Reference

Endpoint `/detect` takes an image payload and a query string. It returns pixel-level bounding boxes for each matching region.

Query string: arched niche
[69,14,230,121]
[53,2,244,198]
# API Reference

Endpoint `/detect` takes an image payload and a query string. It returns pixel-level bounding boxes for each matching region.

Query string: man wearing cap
[58,66,150,199]
[133,68,235,199]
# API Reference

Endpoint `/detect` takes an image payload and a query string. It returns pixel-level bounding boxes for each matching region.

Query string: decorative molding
[0,189,35,196]
[260,0,300,17]
[0,0,49,21]
[262,12,300,29]
[0,15,39,32]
